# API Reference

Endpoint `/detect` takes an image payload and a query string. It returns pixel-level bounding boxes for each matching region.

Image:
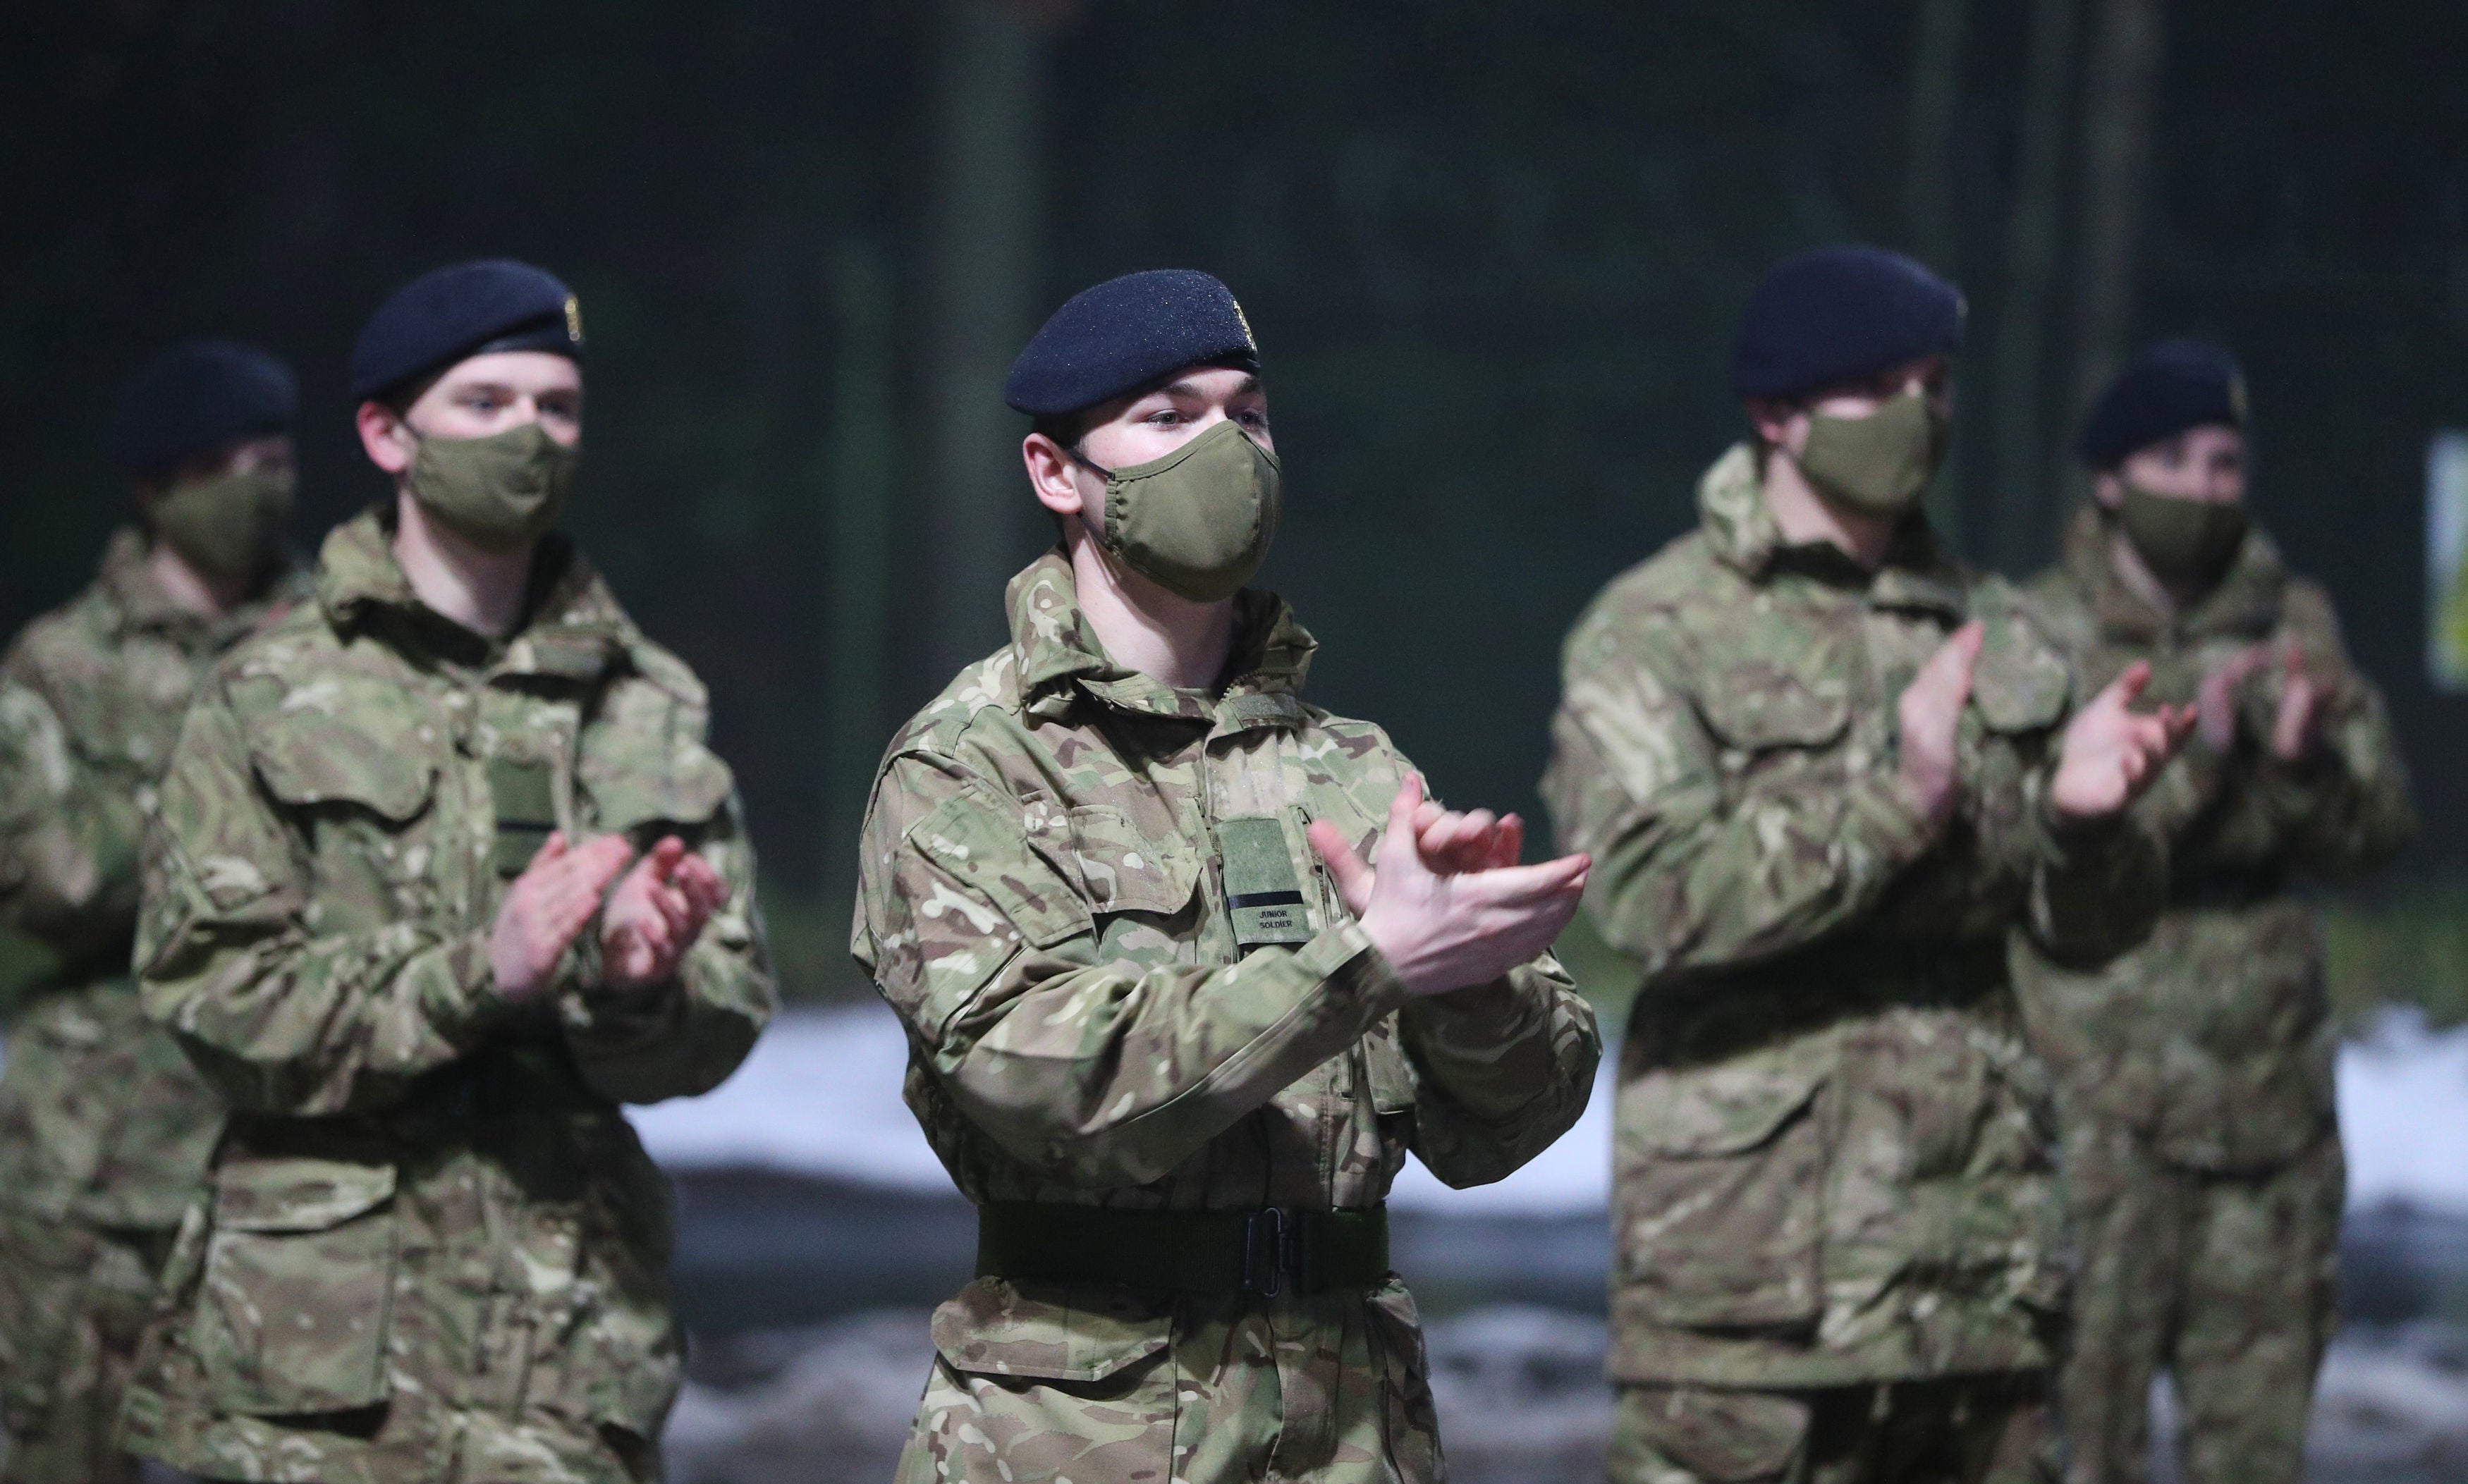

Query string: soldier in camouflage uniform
[1543,247,2189,1484]
[0,341,310,1484]
[2016,341,2413,1484]
[120,260,773,1483]
[855,269,1601,1483]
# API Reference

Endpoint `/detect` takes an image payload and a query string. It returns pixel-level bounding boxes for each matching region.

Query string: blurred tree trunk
[2070,0,2167,431]
[919,0,1070,682]
[826,239,895,924]
[1904,0,1970,546]
[1991,0,2082,574]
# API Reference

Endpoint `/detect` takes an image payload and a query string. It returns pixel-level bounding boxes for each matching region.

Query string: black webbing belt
[975,1203,1390,1297]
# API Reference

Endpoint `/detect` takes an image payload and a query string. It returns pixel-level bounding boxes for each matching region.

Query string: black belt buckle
[1241,1206,1297,1296]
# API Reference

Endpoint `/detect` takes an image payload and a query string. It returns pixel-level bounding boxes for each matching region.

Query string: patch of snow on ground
[2338,1010,2468,1216]
[633,1002,2468,1218]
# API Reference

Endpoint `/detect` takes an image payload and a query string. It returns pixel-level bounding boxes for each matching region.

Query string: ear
[1023,432,1093,522]
[1743,396,1803,453]
[356,400,417,477]
[2090,470,2125,510]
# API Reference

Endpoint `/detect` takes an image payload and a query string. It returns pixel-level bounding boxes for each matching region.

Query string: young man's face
[2094,424,2247,509]
[357,350,583,477]
[1079,364,1271,467]
[1747,354,1953,457]
[1024,363,1271,532]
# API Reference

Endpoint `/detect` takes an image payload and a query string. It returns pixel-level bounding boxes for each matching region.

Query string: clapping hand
[1307,775,1588,998]
[600,836,730,993]
[2050,661,2195,822]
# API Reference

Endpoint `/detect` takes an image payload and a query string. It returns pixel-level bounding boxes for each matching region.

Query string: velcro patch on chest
[1216,815,1315,951]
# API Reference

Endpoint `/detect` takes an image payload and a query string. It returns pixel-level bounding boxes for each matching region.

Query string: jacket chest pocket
[247,708,439,919]
[1613,1053,1827,1333]
[1694,626,1857,798]
[189,1156,400,1415]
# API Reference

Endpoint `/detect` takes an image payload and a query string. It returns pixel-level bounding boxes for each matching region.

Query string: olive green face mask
[149,466,294,587]
[2118,482,2247,590]
[1079,419,1282,602]
[406,422,579,554]
[1792,386,1950,517]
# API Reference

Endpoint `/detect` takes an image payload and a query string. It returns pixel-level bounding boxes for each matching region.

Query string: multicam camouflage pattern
[2055,1114,2341,1484]
[854,551,1600,1484]
[1608,1375,2051,1484]
[1542,445,2165,1395]
[2018,508,2412,1484]
[0,532,306,1484]
[120,508,774,1484]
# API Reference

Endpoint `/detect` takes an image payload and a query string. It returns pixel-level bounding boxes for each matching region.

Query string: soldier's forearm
[931,923,1404,1189]
[1400,964,1600,1188]
[1591,764,1938,977]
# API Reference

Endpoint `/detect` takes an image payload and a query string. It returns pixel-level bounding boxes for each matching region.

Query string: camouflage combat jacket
[0,529,309,1231]
[121,508,774,1484]
[1542,446,2165,1389]
[854,552,1599,1476]
[2016,508,2413,1172]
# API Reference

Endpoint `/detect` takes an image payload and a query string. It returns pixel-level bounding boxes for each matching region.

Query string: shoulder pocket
[928,1275,1171,1383]
[578,670,735,835]
[914,793,1092,950]
[191,1156,399,1415]
[245,709,434,822]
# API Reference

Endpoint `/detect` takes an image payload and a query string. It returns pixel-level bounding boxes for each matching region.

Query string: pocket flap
[1624,1056,1826,1158]
[1696,669,1851,751]
[214,1157,398,1233]
[1969,605,2072,733]
[245,710,434,822]
[582,742,735,836]
[917,795,1092,950]
[1058,805,1197,916]
[928,1276,1171,1383]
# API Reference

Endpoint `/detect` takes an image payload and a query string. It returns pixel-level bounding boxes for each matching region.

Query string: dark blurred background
[6,0,2466,1007]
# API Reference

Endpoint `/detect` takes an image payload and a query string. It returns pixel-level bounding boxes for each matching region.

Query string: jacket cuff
[1840,765,1942,878]
[410,929,527,1045]
[1297,917,1410,1022]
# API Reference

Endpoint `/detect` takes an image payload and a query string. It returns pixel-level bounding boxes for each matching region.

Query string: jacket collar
[314,505,633,682]
[1698,442,1965,618]
[1005,548,1316,739]
[97,525,310,649]
[2057,502,2285,644]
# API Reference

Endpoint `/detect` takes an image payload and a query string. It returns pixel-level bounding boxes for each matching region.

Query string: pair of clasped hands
[1894,620,2201,831]
[1306,778,1590,1000]
[488,833,729,1001]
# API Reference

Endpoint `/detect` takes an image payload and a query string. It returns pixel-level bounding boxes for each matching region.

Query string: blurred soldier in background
[0,341,307,1484]
[1544,246,2190,1484]
[2017,340,2415,1484]
[855,269,1601,1484]
[118,259,774,1483]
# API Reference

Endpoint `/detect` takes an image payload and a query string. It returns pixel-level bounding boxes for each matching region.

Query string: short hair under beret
[350,258,582,405]
[2076,338,2248,469]
[106,340,297,477]
[1732,245,1966,400]
[1004,269,1260,418]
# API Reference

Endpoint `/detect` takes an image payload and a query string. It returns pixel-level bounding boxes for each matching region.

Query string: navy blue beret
[2077,338,2247,467]
[350,258,582,404]
[1732,245,1967,400]
[106,340,296,476]
[1004,269,1260,417]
